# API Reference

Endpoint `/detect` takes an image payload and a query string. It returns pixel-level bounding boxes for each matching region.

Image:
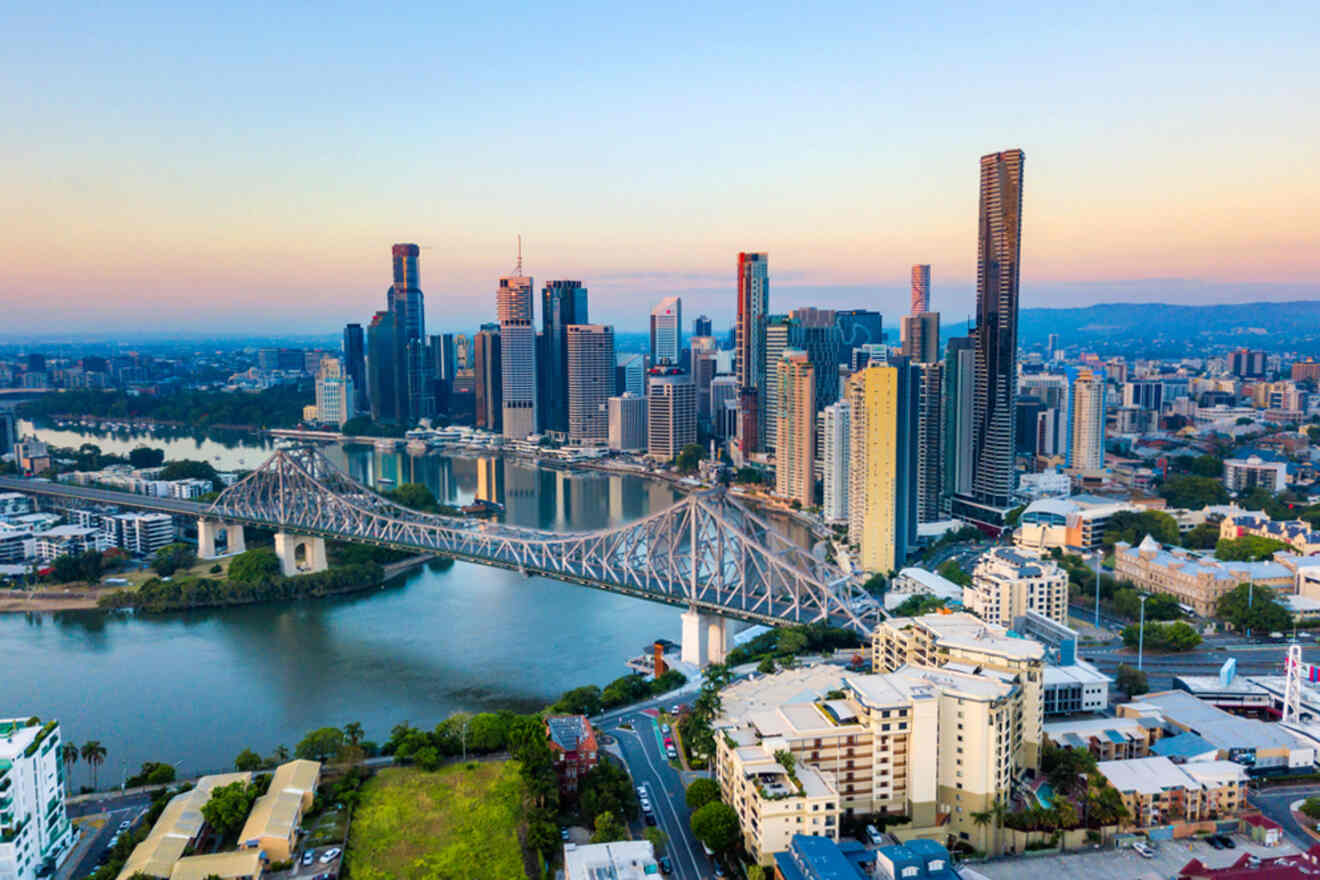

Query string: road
[1250,784,1320,848]
[60,804,147,880]
[0,476,212,516]
[609,709,716,880]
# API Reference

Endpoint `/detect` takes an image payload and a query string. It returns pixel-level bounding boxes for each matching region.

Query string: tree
[644,827,669,856]
[1159,474,1229,509]
[676,444,705,474]
[159,460,222,491]
[591,810,628,843]
[1121,620,1202,652]
[685,778,722,812]
[1300,797,1320,821]
[201,781,258,839]
[1183,522,1221,549]
[61,742,78,793]
[227,548,281,584]
[295,727,345,762]
[1216,582,1292,633]
[552,685,604,716]
[733,467,762,485]
[1215,536,1291,562]
[272,744,290,763]
[756,656,777,675]
[579,760,639,823]
[343,721,364,748]
[128,447,166,468]
[1102,510,1180,549]
[151,543,196,577]
[777,629,808,656]
[234,748,264,772]
[81,741,107,789]
[1111,587,1179,621]
[892,594,947,617]
[690,801,741,852]
[1005,505,1025,527]
[937,560,971,587]
[1115,663,1149,697]
[77,549,104,584]
[384,482,439,513]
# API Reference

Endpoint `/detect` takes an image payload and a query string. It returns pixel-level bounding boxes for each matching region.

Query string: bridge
[0,447,880,662]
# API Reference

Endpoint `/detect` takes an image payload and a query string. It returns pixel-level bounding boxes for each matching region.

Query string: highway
[0,477,212,516]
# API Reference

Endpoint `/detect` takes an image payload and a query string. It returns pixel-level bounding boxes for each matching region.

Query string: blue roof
[1104,729,1128,745]
[1062,732,1088,749]
[1152,731,1217,758]
[775,835,867,880]
[906,839,959,880]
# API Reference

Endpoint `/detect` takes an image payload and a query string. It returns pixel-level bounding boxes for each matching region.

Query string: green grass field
[345,762,527,880]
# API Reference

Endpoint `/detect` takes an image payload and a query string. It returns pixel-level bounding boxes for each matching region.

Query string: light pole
[461,720,469,763]
[1246,582,1254,639]
[1137,595,1149,671]
[1094,553,1102,627]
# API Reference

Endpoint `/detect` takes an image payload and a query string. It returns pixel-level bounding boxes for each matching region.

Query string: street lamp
[1094,553,1102,628]
[1137,595,1149,672]
[1246,582,1254,639]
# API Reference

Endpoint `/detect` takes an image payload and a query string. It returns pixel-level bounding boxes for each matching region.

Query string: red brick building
[545,715,598,795]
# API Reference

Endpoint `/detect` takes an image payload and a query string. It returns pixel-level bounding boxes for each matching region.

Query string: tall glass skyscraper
[342,323,366,415]
[541,280,588,433]
[499,264,538,438]
[961,149,1025,526]
[735,252,769,453]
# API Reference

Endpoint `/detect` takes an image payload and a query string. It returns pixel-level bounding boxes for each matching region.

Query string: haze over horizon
[3,1,1317,335]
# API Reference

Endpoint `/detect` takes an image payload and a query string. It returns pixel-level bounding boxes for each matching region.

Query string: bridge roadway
[0,476,213,516]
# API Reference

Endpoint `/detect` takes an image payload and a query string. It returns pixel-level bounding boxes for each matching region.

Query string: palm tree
[273,744,290,763]
[60,743,79,794]
[80,741,107,790]
[343,722,364,748]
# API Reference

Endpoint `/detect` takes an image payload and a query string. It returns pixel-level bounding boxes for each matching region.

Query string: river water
[3,423,688,788]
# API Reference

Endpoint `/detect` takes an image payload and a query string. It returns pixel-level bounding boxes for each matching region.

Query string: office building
[366,310,401,423]
[735,252,769,452]
[0,410,16,457]
[111,512,176,555]
[615,353,645,397]
[900,312,940,365]
[313,357,354,427]
[389,243,431,423]
[0,717,75,880]
[847,363,917,572]
[1224,455,1289,492]
[341,323,366,414]
[834,310,884,364]
[1015,395,1043,455]
[1068,367,1105,471]
[1046,332,1059,359]
[941,337,974,515]
[429,333,456,386]
[790,307,844,409]
[565,325,614,444]
[650,296,682,366]
[608,393,647,452]
[963,547,1069,627]
[1229,348,1267,379]
[910,264,931,313]
[498,262,538,438]
[914,362,943,523]
[709,376,739,439]
[646,368,696,461]
[763,315,791,452]
[958,149,1026,529]
[1113,536,1292,617]
[694,314,712,337]
[821,400,850,523]
[454,333,469,370]
[690,336,718,425]
[775,351,815,506]
[539,280,589,434]
[473,324,502,432]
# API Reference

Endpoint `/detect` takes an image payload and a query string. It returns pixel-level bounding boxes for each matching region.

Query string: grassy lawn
[346,762,527,880]
[303,805,348,847]
[107,556,233,590]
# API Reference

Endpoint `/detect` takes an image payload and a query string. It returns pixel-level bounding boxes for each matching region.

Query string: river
[3,423,690,788]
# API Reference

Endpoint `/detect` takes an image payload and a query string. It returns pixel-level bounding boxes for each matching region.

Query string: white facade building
[0,718,75,880]
[821,399,850,523]
[646,372,696,462]
[964,547,1069,626]
[498,273,539,439]
[111,512,176,555]
[649,296,682,365]
[607,393,647,452]
[314,357,355,427]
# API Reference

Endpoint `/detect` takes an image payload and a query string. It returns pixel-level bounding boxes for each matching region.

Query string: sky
[2,1,1318,337]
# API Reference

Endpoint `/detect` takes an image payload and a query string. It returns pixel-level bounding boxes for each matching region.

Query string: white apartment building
[111,513,176,556]
[820,400,850,523]
[314,357,355,427]
[0,718,75,880]
[607,393,647,452]
[713,662,1024,862]
[646,372,696,461]
[0,494,33,519]
[963,547,1069,627]
[32,526,106,563]
[1224,455,1289,493]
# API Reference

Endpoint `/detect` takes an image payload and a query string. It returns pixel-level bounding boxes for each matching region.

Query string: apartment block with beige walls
[715,737,840,865]
[712,662,1024,861]
[1094,757,1246,829]
[963,547,1069,627]
[846,365,899,572]
[872,611,1045,768]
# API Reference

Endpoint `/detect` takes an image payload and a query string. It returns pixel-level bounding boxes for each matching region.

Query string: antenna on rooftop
[1283,642,1303,725]
[514,234,523,276]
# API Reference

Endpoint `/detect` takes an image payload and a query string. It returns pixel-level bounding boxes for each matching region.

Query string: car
[657,856,673,875]
[636,785,647,798]
[560,828,570,841]
[1221,836,1236,849]
[865,824,883,846]
[1208,836,1225,850]
[1133,843,1155,859]
[302,852,316,866]
[118,820,131,831]
[644,813,657,826]
[671,704,682,714]
[664,736,674,746]
[661,723,671,735]
[640,799,652,812]
[713,865,726,878]
[320,848,342,863]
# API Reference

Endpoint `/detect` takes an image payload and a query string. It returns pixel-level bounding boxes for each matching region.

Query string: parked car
[320,848,342,863]
[865,824,883,846]
[644,813,657,826]
[1208,836,1225,850]
[302,852,315,866]
[636,785,647,798]
[118,820,131,831]
[657,855,673,875]
[641,798,652,813]
[1220,835,1236,849]
[1133,843,1155,859]
[560,828,570,842]
[661,723,671,735]
[671,704,682,715]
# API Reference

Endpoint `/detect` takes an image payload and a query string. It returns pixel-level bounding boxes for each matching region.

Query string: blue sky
[1,1,1317,334]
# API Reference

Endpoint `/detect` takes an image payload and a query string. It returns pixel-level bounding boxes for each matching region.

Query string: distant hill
[944,300,1320,355]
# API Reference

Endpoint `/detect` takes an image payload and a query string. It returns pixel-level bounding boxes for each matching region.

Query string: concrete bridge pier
[197,519,246,559]
[680,607,728,667]
[274,531,328,577]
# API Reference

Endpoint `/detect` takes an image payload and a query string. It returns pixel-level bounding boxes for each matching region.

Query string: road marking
[620,721,702,879]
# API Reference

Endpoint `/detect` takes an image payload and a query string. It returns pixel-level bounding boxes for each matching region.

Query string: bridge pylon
[274,531,328,577]
[681,606,728,667]
[198,518,246,559]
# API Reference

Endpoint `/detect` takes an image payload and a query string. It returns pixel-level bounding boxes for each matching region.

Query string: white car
[637,785,647,798]
[302,852,314,866]
[118,821,131,831]
[319,848,342,863]
[1133,843,1155,859]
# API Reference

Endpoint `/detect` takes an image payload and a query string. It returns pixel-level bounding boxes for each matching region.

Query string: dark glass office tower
[474,324,502,432]
[388,243,431,422]
[959,149,1025,526]
[540,280,588,433]
[366,310,401,423]
[342,323,366,414]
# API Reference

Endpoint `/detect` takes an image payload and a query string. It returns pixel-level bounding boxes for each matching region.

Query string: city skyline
[2,2,1318,335]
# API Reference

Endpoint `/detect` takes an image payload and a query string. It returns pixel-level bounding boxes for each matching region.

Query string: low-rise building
[563,840,657,880]
[118,771,254,880]
[111,512,176,555]
[0,493,33,518]
[1042,662,1110,715]
[1220,513,1320,556]
[32,525,106,563]
[0,718,75,880]
[963,547,1069,627]
[883,568,964,612]
[1044,716,1164,761]
[873,838,959,880]
[545,716,598,795]
[1114,536,1293,617]
[1224,455,1289,493]
[1095,756,1246,828]
[1013,496,1137,554]
[238,760,320,863]
[772,833,875,880]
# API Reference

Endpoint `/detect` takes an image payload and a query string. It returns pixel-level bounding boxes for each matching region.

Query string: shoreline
[0,554,434,616]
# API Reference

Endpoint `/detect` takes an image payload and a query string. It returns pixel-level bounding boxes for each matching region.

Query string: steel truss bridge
[1,447,880,633]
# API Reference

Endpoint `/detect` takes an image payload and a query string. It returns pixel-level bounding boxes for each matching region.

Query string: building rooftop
[890,611,1045,661]
[774,834,868,880]
[118,772,253,880]
[1043,659,1110,687]
[1125,690,1311,753]
[1096,756,1200,795]
[546,716,595,753]
[563,840,657,880]
[168,850,264,880]
[1151,731,1219,759]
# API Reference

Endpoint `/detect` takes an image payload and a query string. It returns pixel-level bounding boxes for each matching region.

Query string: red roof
[1177,847,1320,879]
[1244,814,1283,830]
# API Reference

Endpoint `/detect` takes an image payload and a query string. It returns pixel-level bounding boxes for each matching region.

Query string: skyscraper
[498,253,538,438]
[314,357,354,427]
[389,243,431,423]
[821,399,850,523]
[775,350,815,507]
[646,367,696,461]
[1069,367,1105,471]
[901,312,941,365]
[847,366,901,572]
[959,148,1025,527]
[735,252,769,453]
[366,310,401,423]
[430,333,456,385]
[540,280,589,433]
[914,362,944,523]
[690,336,718,426]
[342,323,366,415]
[566,324,615,444]
[608,392,647,452]
[910,264,931,313]
[789,307,844,409]
[694,314,712,338]
[650,296,682,365]
[474,323,502,432]
[942,336,975,515]
[763,315,792,452]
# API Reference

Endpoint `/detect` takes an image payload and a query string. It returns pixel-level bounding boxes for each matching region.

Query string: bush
[1300,797,1320,820]
[151,543,197,577]
[1121,620,1202,652]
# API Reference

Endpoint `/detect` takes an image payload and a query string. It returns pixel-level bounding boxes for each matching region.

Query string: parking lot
[974,835,1298,880]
